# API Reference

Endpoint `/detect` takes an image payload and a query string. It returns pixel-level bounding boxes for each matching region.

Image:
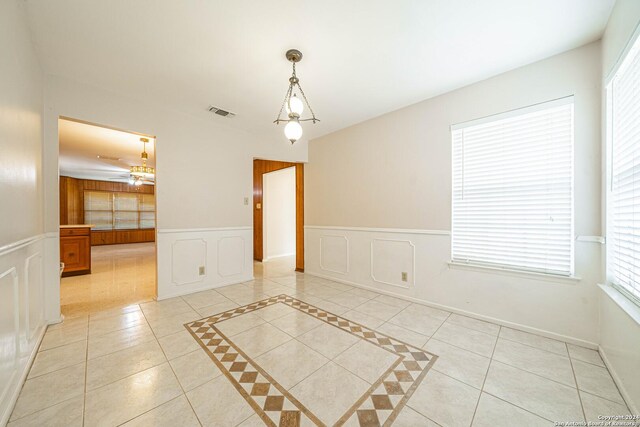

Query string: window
[451,97,574,276]
[84,190,156,230]
[607,29,640,305]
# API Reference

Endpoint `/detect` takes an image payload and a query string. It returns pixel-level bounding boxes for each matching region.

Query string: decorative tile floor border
[185,295,438,427]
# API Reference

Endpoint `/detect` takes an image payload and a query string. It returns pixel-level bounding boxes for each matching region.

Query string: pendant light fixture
[274,49,320,144]
[130,137,155,181]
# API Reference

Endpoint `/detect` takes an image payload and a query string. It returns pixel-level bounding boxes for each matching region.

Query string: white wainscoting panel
[0,235,48,426]
[319,235,349,274]
[371,238,415,288]
[157,227,253,299]
[305,226,603,348]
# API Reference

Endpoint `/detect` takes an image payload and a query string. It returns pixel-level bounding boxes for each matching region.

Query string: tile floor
[60,243,156,318]
[10,256,636,426]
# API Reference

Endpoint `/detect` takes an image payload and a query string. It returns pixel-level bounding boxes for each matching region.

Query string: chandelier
[274,49,320,144]
[130,137,154,185]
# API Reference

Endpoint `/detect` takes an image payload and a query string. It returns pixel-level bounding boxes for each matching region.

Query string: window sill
[598,284,640,327]
[447,261,581,284]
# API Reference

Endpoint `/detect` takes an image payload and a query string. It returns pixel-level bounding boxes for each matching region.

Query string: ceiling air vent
[208,106,236,118]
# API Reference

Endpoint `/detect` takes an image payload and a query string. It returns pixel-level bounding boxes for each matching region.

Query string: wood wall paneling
[253,160,304,272]
[59,176,155,245]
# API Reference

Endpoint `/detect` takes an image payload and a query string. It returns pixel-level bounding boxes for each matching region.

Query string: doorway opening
[253,159,304,277]
[58,117,157,318]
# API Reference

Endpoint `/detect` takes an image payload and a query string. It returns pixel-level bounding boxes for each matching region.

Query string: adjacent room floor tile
[472,392,551,426]
[432,322,498,357]
[290,362,371,426]
[407,369,481,427]
[186,375,255,426]
[10,363,85,421]
[572,359,624,403]
[492,338,575,386]
[84,363,183,426]
[122,395,201,427]
[424,338,490,389]
[169,348,223,391]
[483,361,583,422]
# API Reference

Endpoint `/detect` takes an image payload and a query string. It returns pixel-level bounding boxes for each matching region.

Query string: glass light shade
[284,120,303,143]
[130,165,155,179]
[285,95,304,116]
[134,179,143,186]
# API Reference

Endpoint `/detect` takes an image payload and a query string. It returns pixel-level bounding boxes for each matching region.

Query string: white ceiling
[59,118,155,182]
[27,0,614,142]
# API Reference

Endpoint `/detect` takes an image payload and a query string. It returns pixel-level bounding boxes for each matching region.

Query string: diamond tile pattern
[185,295,437,426]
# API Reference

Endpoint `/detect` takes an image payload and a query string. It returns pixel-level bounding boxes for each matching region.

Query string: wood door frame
[253,159,304,272]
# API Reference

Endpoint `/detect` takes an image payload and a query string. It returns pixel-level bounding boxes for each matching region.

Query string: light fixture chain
[274,83,293,123]
[296,81,318,123]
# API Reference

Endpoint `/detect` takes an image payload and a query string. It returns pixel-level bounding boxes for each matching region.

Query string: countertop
[60,224,94,229]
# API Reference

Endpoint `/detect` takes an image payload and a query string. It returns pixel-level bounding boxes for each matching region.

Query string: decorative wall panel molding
[218,236,246,277]
[171,239,207,286]
[370,239,415,289]
[24,252,43,342]
[319,235,349,274]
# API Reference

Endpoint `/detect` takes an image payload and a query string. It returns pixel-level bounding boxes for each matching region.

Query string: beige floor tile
[492,338,575,386]
[87,339,167,390]
[372,294,411,309]
[181,289,230,309]
[187,375,255,426]
[353,299,404,321]
[303,286,345,299]
[499,327,568,356]
[39,324,88,351]
[388,308,446,337]
[226,291,270,306]
[7,396,84,427]
[484,361,583,421]
[432,322,497,357]
[572,359,624,403]
[567,344,605,367]
[169,349,222,391]
[122,395,200,427]
[290,292,324,306]
[28,340,87,378]
[391,406,439,426]
[255,339,329,389]
[88,323,155,359]
[346,287,382,299]
[215,312,265,337]
[312,299,350,315]
[408,369,481,427]
[323,281,354,292]
[252,302,298,321]
[343,310,385,329]
[445,313,501,336]
[140,298,194,321]
[47,315,88,331]
[290,361,371,426]
[579,391,634,424]
[230,323,292,358]
[147,309,200,338]
[88,310,147,337]
[334,340,399,384]
[376,322,429,348]
[424,338,490,389]
[401,303,451,321]
[472,392,552,426]
[195,299,239,318]
[270,310,325,337]
[84,363,183,426]
[297,323,360,359]
[89,304,142,321]
[325,292,371,309]
[158,329,202,360]
[237,414,268,426]
[10,363,85,421]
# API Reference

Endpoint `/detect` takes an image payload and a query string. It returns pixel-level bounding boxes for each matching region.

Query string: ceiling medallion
[274,49,320,144]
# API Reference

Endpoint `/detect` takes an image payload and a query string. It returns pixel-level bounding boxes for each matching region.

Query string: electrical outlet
[199,266,205,275]
[244,197,249,205]
[401,272,408,282]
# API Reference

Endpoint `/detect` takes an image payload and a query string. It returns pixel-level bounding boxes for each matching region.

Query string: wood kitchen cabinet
[60,225,92,277]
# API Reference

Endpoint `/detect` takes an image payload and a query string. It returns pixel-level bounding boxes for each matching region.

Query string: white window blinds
[451,97,574,276]
[607,30,640,305]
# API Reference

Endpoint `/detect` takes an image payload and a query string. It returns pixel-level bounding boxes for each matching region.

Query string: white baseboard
[306,270,599,349]
[599,345,639,414]
[1,324,47,426]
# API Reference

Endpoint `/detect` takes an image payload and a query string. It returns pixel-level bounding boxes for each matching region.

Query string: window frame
[605,22,640,307]
[450,96,575,277]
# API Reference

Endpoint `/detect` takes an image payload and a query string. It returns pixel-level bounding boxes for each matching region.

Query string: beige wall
[0,0,43,247]
[305,42,603,345]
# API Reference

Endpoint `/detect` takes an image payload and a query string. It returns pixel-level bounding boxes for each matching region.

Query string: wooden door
[253,159,304,271]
